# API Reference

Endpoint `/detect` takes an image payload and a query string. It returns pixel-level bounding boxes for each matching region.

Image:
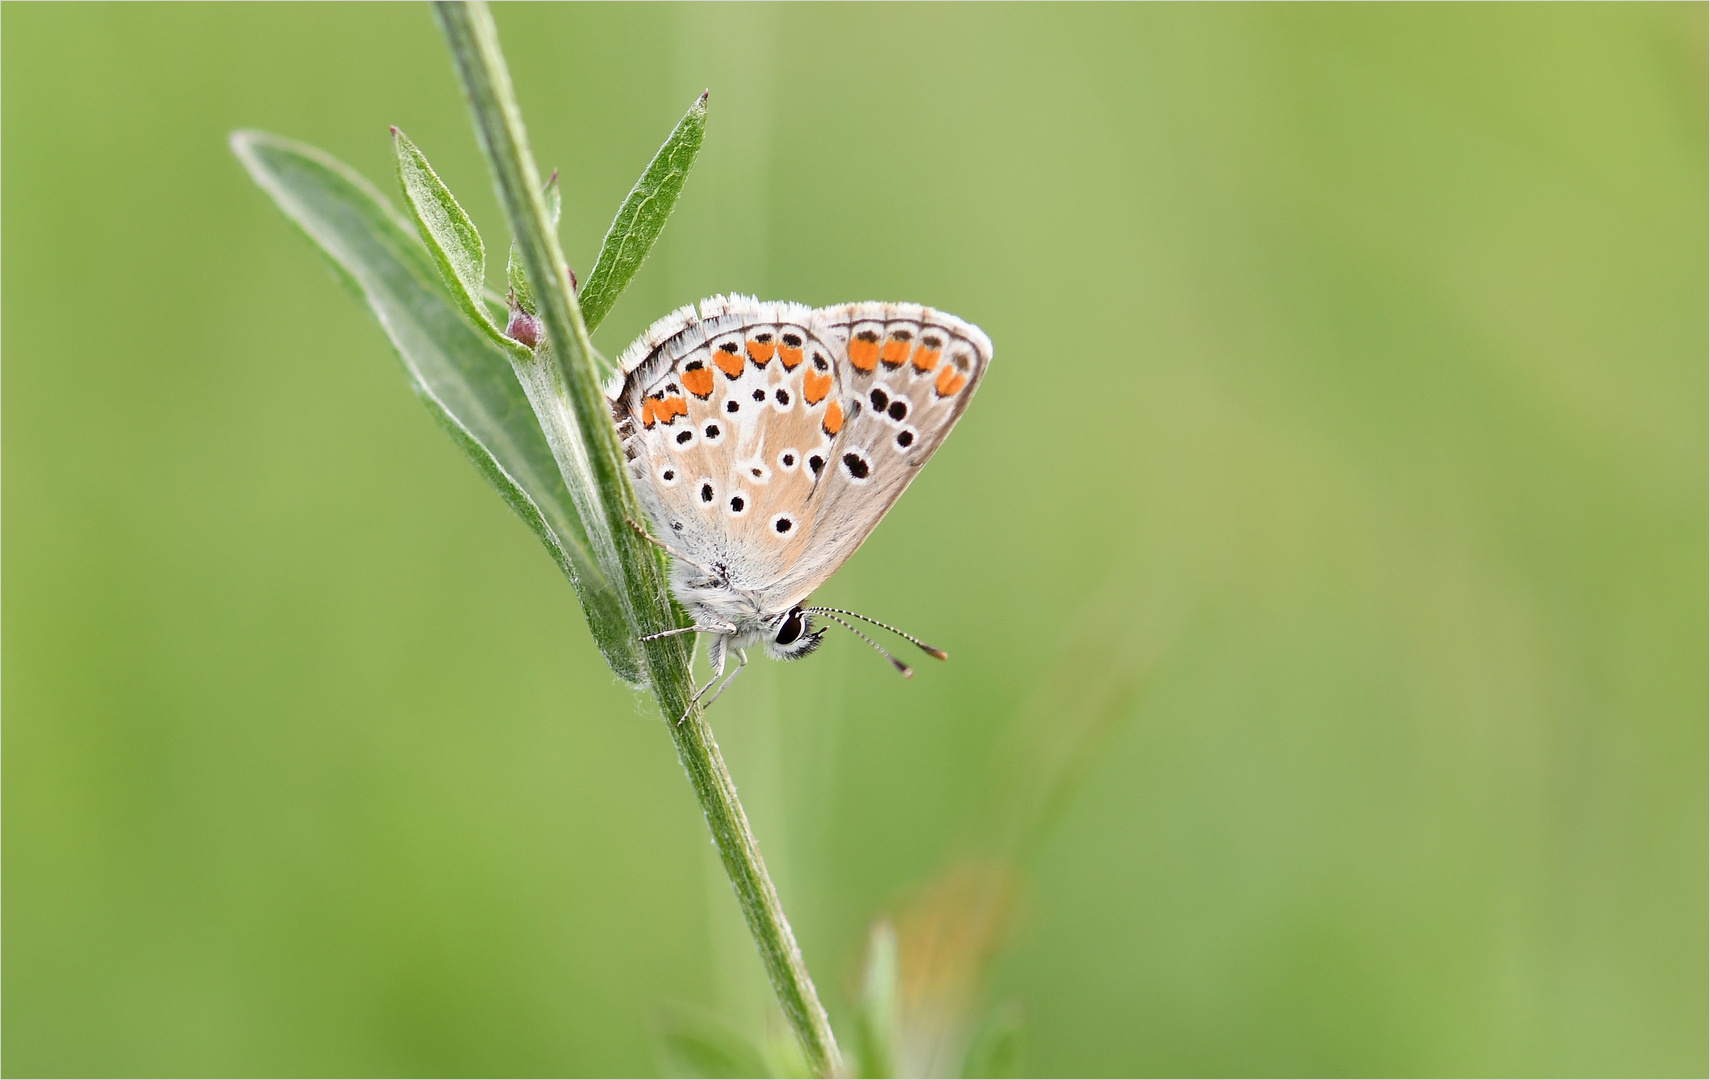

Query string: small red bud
[505,293,542,349]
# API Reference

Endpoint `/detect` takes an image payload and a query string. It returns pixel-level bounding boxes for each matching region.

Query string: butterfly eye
[775,606,804,646]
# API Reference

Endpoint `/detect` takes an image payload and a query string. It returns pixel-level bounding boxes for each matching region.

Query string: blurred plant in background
[660,585,1179,1077]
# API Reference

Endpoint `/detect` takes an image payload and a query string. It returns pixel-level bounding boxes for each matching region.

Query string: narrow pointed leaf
[578,90,708,338]
[231,129,646,684]
[393,127,498,336]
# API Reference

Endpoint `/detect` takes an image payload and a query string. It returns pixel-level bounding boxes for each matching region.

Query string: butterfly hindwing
[613,298,844,589]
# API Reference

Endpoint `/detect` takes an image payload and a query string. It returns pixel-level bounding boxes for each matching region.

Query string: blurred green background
[5,3,1704,1075]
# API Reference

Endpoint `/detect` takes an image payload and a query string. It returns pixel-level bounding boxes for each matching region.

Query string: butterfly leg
[676,636,746,724]
[688,648,749,722]
[639,621,735,643]
[625,516,723,580]
[677,635,727,724]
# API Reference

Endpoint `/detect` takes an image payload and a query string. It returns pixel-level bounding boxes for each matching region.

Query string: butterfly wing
[611,296,990,609]
[765,302,992,604]
[611,296,850,589]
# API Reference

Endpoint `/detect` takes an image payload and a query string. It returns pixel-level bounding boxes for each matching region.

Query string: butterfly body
[608,295,991,692]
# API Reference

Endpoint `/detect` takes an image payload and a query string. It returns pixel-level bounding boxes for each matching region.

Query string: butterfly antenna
[816,613,914,678]
[806,607,949,661]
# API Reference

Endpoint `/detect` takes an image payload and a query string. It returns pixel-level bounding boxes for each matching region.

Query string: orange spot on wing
[803,369,832,405]
[779,345,804,368]
[822,399,844,436]
[849,334,880,371]
[659,396,688,423]
[746,340,776,365]
[682,366,715,398]
[640,398,659,427]
[880,338,910,367]
[911,345,941,372]
[714,347,746,379]
[935,365,968,397]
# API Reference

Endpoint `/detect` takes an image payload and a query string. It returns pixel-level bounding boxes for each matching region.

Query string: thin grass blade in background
[855,922,901,1080]
[230,130,646,684]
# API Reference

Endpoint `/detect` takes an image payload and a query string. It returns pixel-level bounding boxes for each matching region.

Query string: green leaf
[579,90,708,338]
[230,129,646,685]
[655,1006,774,1079]
[507,170,560,318]
[854,921,900,1079]
[392,127,499,336]
[959,1002,1025,1080]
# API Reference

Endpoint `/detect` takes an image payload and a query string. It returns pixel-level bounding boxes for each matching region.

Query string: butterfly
[606,295,992,713]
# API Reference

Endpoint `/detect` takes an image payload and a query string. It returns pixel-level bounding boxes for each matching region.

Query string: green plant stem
[430,4,842,1075]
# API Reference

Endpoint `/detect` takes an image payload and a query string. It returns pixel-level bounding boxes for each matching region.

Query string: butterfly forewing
[611,296,990,612]
[768,302,991,602]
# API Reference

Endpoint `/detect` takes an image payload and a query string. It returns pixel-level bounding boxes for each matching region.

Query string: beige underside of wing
[614,300,839,589]
[613,297,992,608]
[769,302,992,603]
